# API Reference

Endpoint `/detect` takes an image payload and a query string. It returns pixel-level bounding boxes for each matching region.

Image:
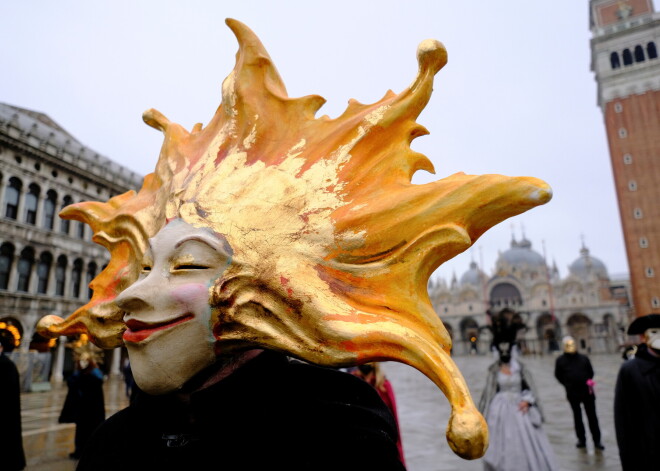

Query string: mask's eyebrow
[174,234,233,257]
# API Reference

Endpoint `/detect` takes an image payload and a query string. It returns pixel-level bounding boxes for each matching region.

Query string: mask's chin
[128,343,218,395]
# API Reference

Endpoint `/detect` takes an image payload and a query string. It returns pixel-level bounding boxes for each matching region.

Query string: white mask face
[644,327,660,350]
[79,359,90,370]
[115,219,232,394]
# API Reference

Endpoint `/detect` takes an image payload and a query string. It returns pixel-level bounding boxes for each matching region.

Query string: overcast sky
[0,0,628,282]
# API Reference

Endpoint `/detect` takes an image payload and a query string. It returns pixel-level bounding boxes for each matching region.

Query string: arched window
[648,41,658,59]
[37,252,53,294]
[490,282,523,307]
[24,183,40,225]
[0,243,15,289]
[55,255,67,296]
[623,49,633,66]
[60,195,73,234]
[4,177,22,219]
[77,221,86,239]
[16,247,35,292]
[610,51,621,69]
[86,262,97,299]
[42,190,58,230]
[71,258,83,298]
[634,45,646,62]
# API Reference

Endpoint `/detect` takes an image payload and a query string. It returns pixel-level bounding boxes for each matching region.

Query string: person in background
[614,314,660,470]
[479,342,558,471]
[352,363,406,466]
[554,336,603,451]
[0,336,26,471]
[59,342,106,460]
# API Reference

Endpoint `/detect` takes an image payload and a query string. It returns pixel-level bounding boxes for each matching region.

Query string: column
[16,186,27,223]
[46,257,57,295]
[27,256,38,293]
[50,336,67,384]
[35,191,45,227]
[7,253,19,292]
[0,175,5,214]
[110,347,122,377]
[66,263,75,298]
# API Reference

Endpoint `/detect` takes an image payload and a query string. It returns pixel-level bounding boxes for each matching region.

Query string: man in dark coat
[77,350,405,471]
[0,336,26,471]
[614,314,660,470]
[554,336,603,450]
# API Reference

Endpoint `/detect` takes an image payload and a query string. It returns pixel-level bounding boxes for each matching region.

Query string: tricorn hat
[627,314,660,335]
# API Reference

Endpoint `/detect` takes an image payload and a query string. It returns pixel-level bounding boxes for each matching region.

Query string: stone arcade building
[429,237,631,356]
[0,103,141,388]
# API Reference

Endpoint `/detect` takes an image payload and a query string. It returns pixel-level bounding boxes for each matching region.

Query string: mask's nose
[115,278,155,315]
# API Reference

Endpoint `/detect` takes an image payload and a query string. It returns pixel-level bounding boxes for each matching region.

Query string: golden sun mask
[38,19,552,459]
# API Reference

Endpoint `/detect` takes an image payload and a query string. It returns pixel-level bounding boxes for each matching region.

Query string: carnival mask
[644,327,660,351]
[563,336,577,354]
[115,219,231,394]
[37,19,553,459]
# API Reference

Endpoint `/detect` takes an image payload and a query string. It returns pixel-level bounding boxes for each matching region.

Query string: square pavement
[384,353,623,471]
[19,353,624,470]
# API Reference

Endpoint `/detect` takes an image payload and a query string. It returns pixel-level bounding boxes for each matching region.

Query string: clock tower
[590,0,660,316]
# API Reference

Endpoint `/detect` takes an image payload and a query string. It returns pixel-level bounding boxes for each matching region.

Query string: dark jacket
[77,351,405,471]
[0,354,26,471]
[614,343,660,470]
[554,352,594,399]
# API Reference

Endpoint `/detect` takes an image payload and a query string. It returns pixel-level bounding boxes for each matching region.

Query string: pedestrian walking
[352,363,406,466]
[554,336,603,450]
[0,336,26,471]
[614,313,660,470]
[59,341,106,460]
[478,342,558,471]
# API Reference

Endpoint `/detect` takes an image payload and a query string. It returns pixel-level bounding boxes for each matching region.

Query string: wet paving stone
[21,377,129,471]
[20,354,624,470]
[384,352,624,471]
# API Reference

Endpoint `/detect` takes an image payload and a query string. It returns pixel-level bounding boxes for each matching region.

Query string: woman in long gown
[478,343,558,471]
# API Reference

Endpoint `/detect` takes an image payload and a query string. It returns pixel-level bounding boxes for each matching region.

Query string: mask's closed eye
[173,264,209,270]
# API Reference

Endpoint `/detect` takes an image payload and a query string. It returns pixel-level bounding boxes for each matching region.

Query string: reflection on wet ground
[21,353,623,470]
[385,353,623,471]
[21,377,128,471]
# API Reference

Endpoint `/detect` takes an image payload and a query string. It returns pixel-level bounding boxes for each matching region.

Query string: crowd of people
[1,313,659,470]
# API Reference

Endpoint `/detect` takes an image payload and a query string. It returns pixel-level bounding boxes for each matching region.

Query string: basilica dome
[496,237,546,270]
[460,261,486,287]
[568,245,608,279]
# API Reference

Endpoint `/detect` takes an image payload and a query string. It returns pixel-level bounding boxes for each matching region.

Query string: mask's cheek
[171,282,210,311]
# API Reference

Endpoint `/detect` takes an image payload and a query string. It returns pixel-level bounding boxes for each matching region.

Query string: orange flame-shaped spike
[38,19,552,459]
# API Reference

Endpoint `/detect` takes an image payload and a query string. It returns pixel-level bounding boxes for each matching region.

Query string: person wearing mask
[614,314,660,470]
[554,336,603,450]
[59,344,106,460]
[479,342,558,471]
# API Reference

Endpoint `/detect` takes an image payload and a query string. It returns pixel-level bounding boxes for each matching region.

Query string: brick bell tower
[590,0,660,316]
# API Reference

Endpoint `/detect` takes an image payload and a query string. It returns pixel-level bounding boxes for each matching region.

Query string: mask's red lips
[123,314,194,343]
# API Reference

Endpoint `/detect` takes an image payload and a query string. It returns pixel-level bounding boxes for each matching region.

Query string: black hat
[627,314,660,335]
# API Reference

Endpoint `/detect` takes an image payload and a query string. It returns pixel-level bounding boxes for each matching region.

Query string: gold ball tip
[446,407,489,460]
[36,315,65,338]
[417,39,447,75]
